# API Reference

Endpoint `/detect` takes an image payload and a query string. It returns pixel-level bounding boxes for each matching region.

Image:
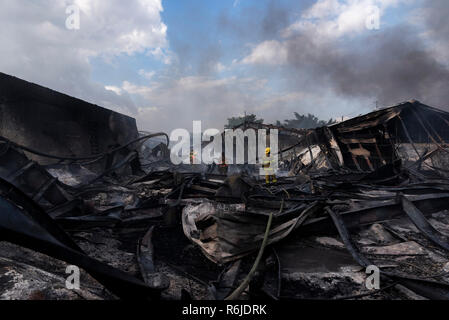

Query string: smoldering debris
[2,74,449,300]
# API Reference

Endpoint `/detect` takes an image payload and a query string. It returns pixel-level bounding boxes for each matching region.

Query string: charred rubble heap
[2,74,449,300]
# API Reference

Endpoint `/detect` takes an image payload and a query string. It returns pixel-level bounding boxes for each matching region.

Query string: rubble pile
[1,74,449,301]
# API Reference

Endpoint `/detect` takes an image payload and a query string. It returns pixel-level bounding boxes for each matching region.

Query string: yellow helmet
[265,147,271,155]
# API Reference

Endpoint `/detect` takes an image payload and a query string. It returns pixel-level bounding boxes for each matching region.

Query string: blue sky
[0,0,447,131]
[89,0,304,87]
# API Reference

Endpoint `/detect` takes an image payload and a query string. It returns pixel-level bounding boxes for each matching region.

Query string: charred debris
[1,73,449,300]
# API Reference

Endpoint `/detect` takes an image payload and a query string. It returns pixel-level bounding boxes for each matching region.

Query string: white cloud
[242,0,410,67]
[138,69,156,80]
[241,40,288,65]
[105,85,123,95]
[284,0,407,40]
[71,0,167,56]
[215,62,227,73]
[0,0,168,115]
[148,47,173,65]
[122,81,154,97]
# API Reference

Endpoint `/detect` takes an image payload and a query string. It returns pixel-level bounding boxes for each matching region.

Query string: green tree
[279,113,335,129]
[225,114,264,129]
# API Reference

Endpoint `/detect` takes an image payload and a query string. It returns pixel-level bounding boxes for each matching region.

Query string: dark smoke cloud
[424,0,449,45]
[218,0,308,43]
[169,34,224,76]
[169,0,303,76]
[285,24,449,109]
[139,0,449,131]
[227,0,449,111]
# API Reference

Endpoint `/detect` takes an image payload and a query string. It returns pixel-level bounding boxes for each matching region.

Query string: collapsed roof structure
[1,73,449,300]
[283,100,449,176]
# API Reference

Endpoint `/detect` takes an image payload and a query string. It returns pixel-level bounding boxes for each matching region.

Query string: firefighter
[263,147,277,184]
[218,152,228,176]
[190,150,197,164]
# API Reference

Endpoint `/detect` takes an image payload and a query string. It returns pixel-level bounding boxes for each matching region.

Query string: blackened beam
[327,207,449,300]
[300,193,449,236]
[401,194,449,252]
